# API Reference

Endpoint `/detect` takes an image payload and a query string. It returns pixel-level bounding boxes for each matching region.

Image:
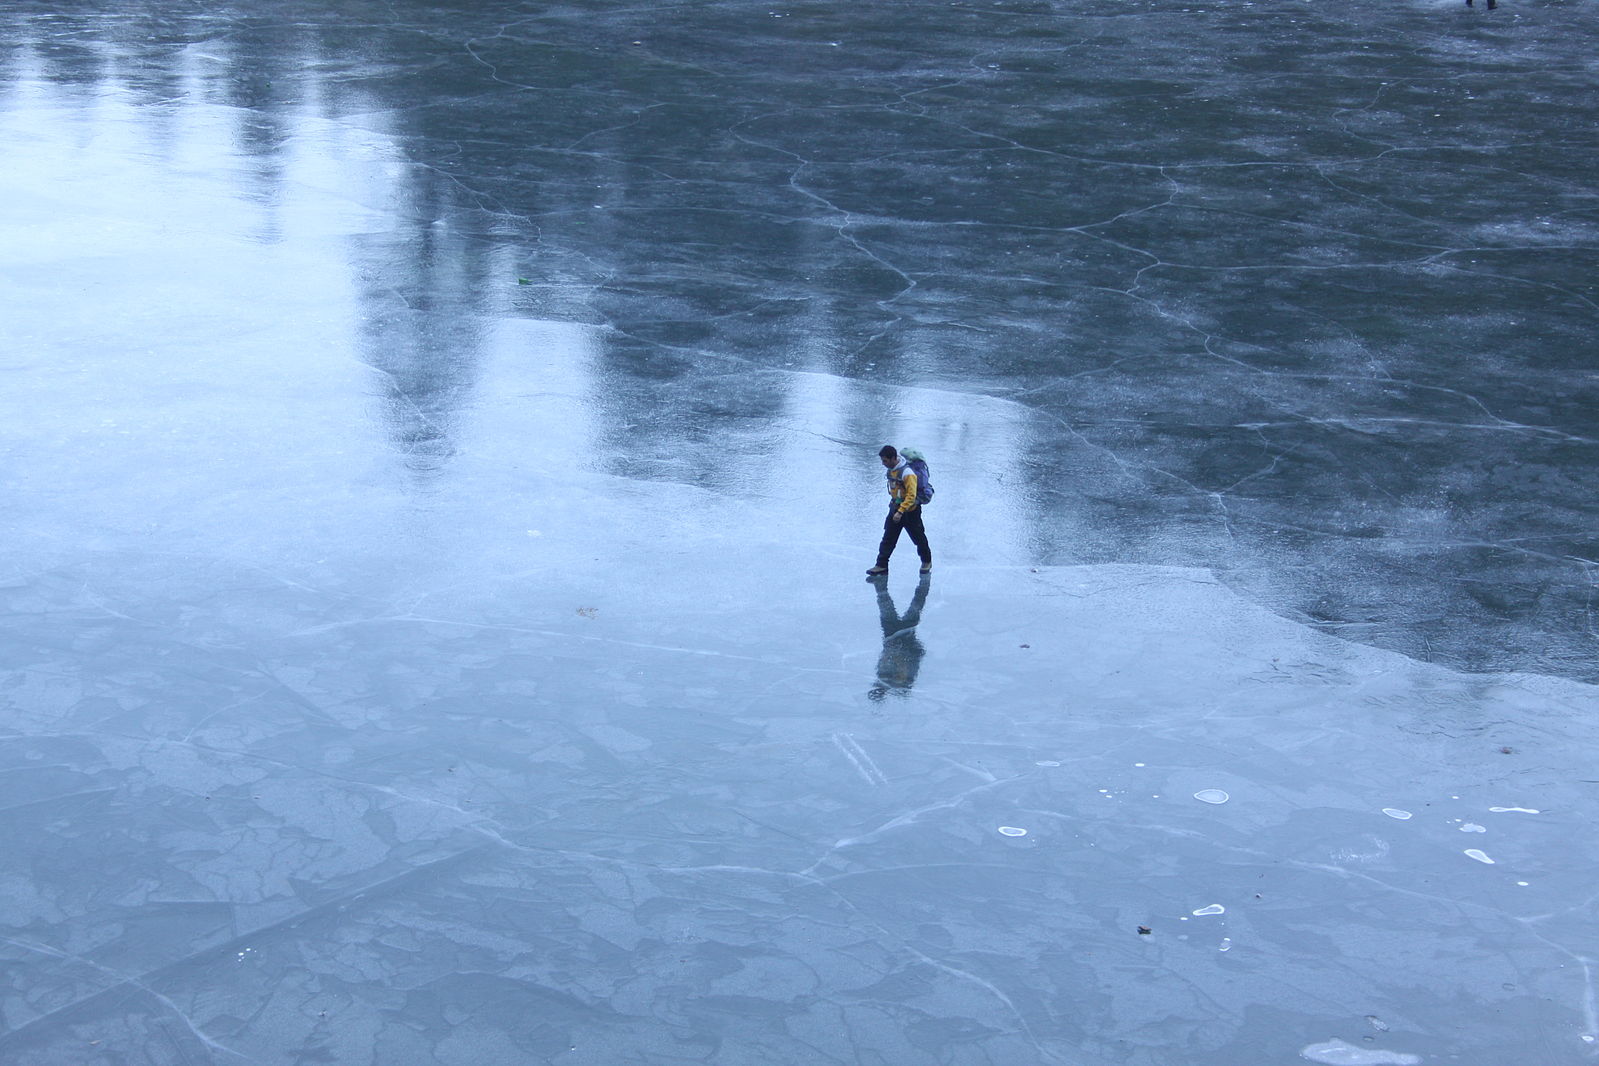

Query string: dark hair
[878,445,898,460]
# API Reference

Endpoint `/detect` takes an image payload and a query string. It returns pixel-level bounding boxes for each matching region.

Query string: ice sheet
[2,1,1597,1063]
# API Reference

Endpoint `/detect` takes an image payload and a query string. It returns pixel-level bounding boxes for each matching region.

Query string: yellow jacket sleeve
[897,470,918,514]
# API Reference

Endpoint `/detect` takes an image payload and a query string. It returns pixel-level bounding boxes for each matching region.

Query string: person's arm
[894,470,918,519]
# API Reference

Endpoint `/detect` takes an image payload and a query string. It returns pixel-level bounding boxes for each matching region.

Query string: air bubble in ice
[998,826,1027,837]
[1459,823,1486,833]
[1193,789,1229,804]
[1489,806,1540,814]
[1035,760,1061,767]
[1219,937,1232,951]
[1381,809,1412,820]
[1300,1038,1419,1065]
[1464,849,1494,864]
[1192,904,1225,916]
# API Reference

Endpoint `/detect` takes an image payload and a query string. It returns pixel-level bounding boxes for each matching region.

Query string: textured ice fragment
[1381,808,1412,820]
[1459,823,1486,833]
[1464,849,1495,864]
[1331,836,1390,863]
[1300,1038,1420,1065]
[1192,904,1225,916]
[998,826,1027,837]
[1193,789,1229,804]
[1488,806,1540,814]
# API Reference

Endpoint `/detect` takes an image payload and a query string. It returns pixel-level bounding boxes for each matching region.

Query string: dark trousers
[875,507,931,568]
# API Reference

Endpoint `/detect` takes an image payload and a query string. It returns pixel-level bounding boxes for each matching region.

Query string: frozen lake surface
[2,1,1597,1063]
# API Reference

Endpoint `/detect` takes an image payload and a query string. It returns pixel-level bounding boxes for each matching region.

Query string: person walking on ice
[866,445,933,576]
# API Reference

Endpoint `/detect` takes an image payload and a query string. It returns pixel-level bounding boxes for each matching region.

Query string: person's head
[878,444,898,468]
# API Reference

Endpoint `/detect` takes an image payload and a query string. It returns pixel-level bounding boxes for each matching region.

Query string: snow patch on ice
[1300,1037,1420,1065]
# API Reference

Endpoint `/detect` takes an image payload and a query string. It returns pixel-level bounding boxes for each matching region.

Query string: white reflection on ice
[1193,789,1229,804]
[1489,806,1541,814]
[1464,849,1495,864]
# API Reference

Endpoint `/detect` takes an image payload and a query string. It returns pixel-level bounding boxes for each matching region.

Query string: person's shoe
[865,565,889,576]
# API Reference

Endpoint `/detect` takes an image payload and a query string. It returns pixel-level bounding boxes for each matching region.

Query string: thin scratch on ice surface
[833,732,888,786]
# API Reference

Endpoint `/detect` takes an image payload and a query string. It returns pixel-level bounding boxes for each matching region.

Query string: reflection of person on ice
[868,572,931,700]
[865,445,932,576]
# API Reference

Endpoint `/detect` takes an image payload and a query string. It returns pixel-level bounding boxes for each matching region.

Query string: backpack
[900,449,934,506]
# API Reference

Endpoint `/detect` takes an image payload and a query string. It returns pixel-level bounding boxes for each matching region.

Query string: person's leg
[873,509,904,568]
[902,509,932,568]
[903,572,931,626]
[875,582,902,638]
